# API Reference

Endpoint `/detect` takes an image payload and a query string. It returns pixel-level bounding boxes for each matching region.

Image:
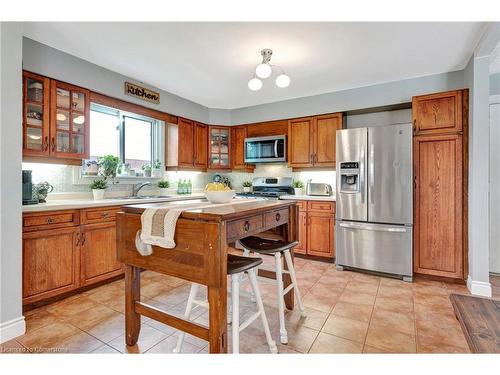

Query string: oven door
[244,136,286,163]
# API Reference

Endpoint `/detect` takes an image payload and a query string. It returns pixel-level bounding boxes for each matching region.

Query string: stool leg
[231,274,240,354]
[274,252,288,344]
[242,249,256,302]
[283,250,307,317]
[173,283,199,353]
[247,269,278,354]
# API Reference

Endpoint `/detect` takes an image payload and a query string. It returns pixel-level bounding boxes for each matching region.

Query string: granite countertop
[22,193,206,212]
[279,194,336,202]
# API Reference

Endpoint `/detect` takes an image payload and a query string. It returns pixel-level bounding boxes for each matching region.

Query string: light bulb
[255,63,272,79]
[275,74,291,88]
[73,115,85,125]
[248,77,263,91]
[56,113,66,122]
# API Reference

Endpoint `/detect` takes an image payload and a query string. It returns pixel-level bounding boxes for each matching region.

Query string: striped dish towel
[135,200,251,256]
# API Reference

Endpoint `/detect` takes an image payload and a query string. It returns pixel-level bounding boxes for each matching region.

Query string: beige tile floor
[1,256,479,354]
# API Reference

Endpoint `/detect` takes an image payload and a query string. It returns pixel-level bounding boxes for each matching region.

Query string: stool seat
[227,254,263,275]
[239,236,299,254]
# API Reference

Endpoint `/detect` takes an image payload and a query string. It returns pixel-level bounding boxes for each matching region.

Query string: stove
[236,177,293,200]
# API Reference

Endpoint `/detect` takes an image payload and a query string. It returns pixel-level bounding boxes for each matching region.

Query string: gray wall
[465,53,492,295]
[345,109,412,129]
[23,38,211,123]
[230,71,464,124]
[491,73,500,95]
[0,22,24,342]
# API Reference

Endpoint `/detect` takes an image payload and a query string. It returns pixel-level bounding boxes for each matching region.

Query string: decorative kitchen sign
[124,82,160,104]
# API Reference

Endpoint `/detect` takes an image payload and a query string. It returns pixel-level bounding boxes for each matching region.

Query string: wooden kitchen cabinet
[80,222,122,287]
[194,122,208,169]
[23,71,51,157]
[208,126,231,169]
[288,117,314,167]
[413,134,464,279]
[22,226,80,304]
[166,118,208,171]
[22,71,90,162]
[292,200,335,259]
[307,212,335,258]
[412,90,463,135]
[231,125,254,171]
[22,206,124,305]
[288,113,343,168]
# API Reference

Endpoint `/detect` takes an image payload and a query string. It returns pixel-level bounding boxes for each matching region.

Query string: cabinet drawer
[264,208,289,229]
[307,201,334,213]
[23,210,80,231]
[81,206,121,224]
[227,214,263,240]
[296,200,307,212]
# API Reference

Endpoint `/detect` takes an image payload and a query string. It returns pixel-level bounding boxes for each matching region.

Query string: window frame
[89,102,163,168]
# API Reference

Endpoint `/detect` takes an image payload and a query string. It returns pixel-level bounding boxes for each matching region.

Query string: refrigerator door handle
[359,148,366,204]
[368,141,375,205]
[339,222,408,233]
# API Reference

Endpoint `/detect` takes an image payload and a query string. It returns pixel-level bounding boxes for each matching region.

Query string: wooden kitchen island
[116,199,299,353]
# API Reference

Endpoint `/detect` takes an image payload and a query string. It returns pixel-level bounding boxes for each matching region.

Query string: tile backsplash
[22,162,335,197]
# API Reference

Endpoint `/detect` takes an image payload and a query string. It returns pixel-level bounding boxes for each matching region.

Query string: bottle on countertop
[187,179,192,194]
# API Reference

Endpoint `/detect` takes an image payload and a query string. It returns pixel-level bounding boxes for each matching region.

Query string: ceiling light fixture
[248,48,291,91]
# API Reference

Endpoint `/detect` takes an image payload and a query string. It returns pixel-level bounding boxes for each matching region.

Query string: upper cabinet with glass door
[50,80,90,159]
[208,126,231,169]
[23,72,51,157]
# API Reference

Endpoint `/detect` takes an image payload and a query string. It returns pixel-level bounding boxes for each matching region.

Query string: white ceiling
[23,22,486,109]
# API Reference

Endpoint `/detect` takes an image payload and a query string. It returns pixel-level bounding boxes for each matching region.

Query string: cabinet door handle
[413,119,417,133]
[81,233,86,246]
[46,217,54,224]
[101,212,109,218]
[51,137,55,152]
[76,232,80,246]
[243,221,250,232]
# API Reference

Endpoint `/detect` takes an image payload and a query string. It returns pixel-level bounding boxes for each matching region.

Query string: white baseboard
[0,316,25,344]
[466,276,492,297]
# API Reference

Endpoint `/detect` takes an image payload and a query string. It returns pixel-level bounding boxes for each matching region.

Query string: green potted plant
[242,180,252,193]
[90,179,107,200]
[158,179,170,197]
[98,155,120,180]
[292,179,304,196]
[142,163,152,177]
[152,159,163,178]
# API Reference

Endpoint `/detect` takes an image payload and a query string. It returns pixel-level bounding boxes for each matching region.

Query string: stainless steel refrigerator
[335,124,413,281]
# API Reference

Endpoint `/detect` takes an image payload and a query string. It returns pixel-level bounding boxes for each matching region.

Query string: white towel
[135,199,252,256]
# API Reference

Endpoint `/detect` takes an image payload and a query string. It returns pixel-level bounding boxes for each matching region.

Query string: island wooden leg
[283,204,298,310]
[125,264,141,346]
[283,251,295,310]
[208,286,228,353]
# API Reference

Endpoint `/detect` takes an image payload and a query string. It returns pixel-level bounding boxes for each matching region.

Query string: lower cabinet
[22,226,80,304]
[293,200,335,259]
[22,207,123,305]
[80,222,123,287]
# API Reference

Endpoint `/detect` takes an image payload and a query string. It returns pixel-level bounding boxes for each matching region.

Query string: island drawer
[227,214,263,240]
[81,206,122,224]
[264,208,289,228]
[23,210,80,232]
[307,201,334,213]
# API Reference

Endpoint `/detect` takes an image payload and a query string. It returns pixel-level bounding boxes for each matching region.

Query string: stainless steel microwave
[244,135,286,163]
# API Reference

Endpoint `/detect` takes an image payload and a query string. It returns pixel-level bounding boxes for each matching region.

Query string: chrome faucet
[131,182,152,197]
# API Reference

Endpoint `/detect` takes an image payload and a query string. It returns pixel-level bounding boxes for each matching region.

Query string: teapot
[33,181,54,203]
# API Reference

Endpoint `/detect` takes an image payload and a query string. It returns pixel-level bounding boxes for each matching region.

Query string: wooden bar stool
[238,236,306,345]
[174,253,278,354]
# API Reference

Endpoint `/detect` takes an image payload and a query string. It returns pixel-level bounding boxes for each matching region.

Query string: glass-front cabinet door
[50,80,90,159]
[23,72,50,157]
[209,126,230,169]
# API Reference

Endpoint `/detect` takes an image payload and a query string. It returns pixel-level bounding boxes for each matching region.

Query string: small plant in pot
[152,159,163,178]
[158,180,170,197]
[90,179,107,200]
[242,180,252,193]
[292,180,304,196]
[98,155,120,181]
[142,163,152,177]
